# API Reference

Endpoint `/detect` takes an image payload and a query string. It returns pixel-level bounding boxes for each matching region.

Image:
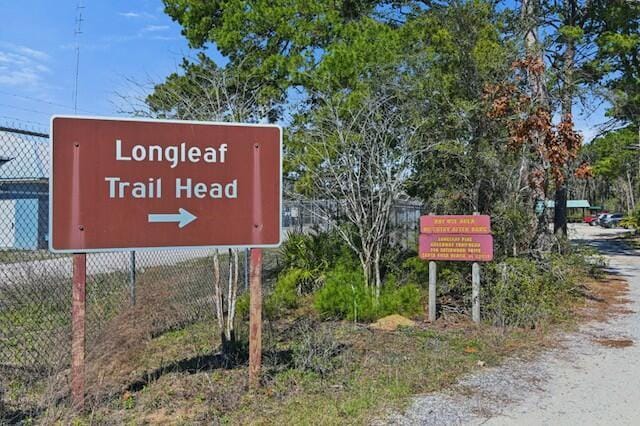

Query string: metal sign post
[472,212,481,324]
[428,261,437,322]
[472,262,480,323]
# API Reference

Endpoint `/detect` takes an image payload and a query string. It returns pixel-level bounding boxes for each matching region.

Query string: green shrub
[437,267,469,299]
[400,257,430,287]
[482,254,585,328]
[621,206,640,230]
[314,265,374,321]
[378,280,423,318]
[277,230,356,295]
[490,200,535,258]
[314,266,423,322]
[265,268,304,318]
[236,293,250,321]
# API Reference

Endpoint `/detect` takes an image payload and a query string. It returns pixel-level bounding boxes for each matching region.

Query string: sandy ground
[386,224,640,425]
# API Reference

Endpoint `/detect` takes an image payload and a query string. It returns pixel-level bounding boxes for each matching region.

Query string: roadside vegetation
[2,228,610,424]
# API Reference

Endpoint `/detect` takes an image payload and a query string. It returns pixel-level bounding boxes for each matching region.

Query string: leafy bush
[399,257,430,287]
[437,267,470,299]
[314,265,423,322]
[276,230,355,297]
[490,200,535,258]
[378,280,423,318]
[265,269,303,318]
[235,293,250,321]
[621,206,640,230]
[314,265,372,321]
[482,253,589,328]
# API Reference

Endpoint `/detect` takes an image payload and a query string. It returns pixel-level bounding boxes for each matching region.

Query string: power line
[0,102,56,117]
[0,115,48,128]
[0,89,98,115]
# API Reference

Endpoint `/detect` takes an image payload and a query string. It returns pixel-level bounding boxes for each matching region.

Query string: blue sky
[0,1,607,140]
[0,0,224,130]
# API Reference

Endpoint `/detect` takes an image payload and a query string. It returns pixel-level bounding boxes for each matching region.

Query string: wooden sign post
[418,214,493,324]
[71,253,86,409]
[249,248,262,390]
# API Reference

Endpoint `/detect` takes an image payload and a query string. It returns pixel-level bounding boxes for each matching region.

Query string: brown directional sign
[50,116,282,252]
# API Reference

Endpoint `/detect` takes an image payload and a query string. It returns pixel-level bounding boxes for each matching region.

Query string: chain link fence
[0,123,421,415]
[282,198,422,248]
[0,127,238,374]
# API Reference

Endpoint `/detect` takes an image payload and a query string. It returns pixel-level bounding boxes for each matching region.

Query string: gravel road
[384,224,640,425]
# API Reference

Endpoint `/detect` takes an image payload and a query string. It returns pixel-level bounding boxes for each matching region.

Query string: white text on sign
[106,139,238,200]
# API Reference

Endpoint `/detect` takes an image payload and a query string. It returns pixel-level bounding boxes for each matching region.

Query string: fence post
[428,261,437,322]
[71,253,86,410]
[249,248,263,389]
[472,212,481,324]
[299,201,304,233]
[129,251,136,306]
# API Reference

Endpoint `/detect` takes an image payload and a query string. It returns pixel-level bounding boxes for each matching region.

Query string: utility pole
[73,2,84,113]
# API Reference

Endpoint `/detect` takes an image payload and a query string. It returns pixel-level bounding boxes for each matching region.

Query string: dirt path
[386,224,640,425]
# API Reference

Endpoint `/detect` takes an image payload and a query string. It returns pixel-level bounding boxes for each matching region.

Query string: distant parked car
[594,212,609,226]
[602,213,623,228]
[583,215,598,226]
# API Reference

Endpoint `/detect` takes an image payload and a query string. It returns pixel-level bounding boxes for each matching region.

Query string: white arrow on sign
[148,208,197,228]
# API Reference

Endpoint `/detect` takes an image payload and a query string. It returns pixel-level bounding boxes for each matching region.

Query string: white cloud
[0,42,50,88]
[0,66,41,86]
[150,35,179,41]
[15,46,49,61]
[142,25,169,33]
[100,23,175,45]
[119,11,156,19]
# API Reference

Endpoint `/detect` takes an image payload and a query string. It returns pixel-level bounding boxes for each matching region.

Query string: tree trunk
[554,0,577,237]
[553,186,568,236]
[358,249,375,292]
[522,0,553,250]
[374,247,381,302]
[220,249,240,357]
[627,169,636,212]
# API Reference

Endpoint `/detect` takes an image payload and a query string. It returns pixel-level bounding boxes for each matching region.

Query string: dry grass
[577,275,632,323]
[22,315,558,425]
[594,338,634,348]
